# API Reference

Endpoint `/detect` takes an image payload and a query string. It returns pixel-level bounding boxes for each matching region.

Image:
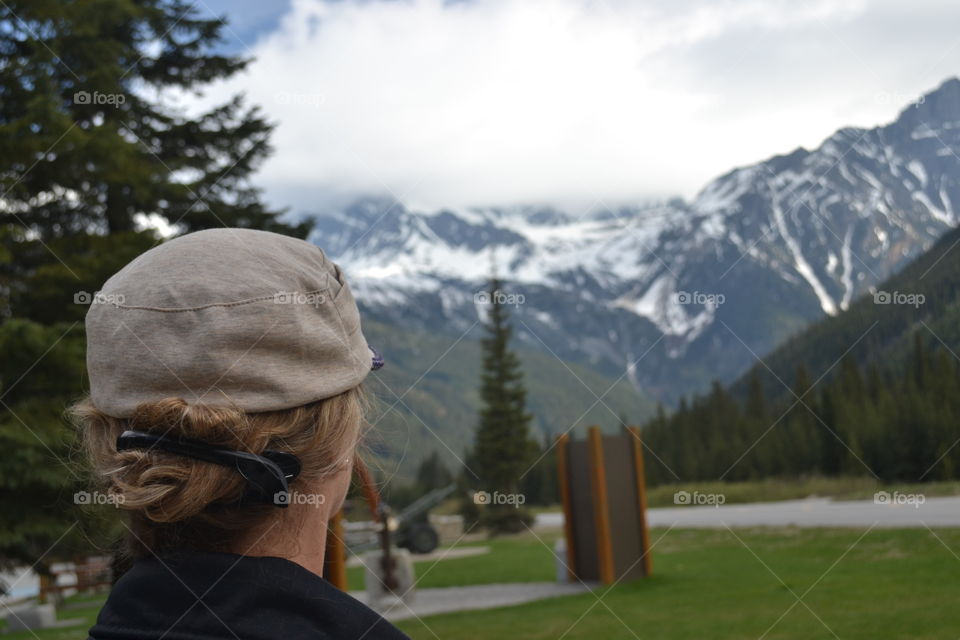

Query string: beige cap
[85,228,378,418]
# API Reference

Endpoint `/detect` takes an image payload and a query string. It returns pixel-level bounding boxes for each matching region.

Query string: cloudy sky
[192,0,960,213]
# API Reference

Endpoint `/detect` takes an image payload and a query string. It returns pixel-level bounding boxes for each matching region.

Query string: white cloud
[186,0,960,212]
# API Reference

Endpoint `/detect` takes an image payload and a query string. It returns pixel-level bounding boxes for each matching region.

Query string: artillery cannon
[344,483,457,555]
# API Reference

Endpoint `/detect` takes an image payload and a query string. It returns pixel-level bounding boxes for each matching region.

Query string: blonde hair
[72,387,365,556]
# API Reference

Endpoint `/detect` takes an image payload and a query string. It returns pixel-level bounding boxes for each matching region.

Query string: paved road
[535,495,960,529]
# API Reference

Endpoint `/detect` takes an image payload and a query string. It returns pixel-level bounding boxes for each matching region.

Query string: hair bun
[89,399,256,523]
[73,387,364,554]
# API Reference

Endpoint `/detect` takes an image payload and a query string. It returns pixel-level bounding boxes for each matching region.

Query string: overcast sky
[190,0,960,213]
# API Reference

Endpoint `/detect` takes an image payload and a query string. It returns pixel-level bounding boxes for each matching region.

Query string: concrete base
[362,548,416,610]
[554,538,570,582]
[6,603,56,631]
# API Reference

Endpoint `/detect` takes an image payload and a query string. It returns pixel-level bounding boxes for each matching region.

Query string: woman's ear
[322,455,354,514]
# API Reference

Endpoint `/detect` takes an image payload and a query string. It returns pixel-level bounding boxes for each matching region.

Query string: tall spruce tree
[470,277,534,533]
[0,1,305,570]
[0,0,307,236]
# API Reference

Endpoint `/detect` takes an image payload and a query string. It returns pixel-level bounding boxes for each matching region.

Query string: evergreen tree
[779,365,817,475]
[741,369,771,479]
[643,403,671,484]
[911,332,930,389]
[0,0,307,237]
[0,1,305,569]
[520,436,558,506]
[745,369,769,423]
[839,355,865,402]
[468,277,534,533]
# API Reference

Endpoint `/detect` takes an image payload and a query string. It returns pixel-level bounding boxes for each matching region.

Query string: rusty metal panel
[567,438,598,581]
[602,435,646,583]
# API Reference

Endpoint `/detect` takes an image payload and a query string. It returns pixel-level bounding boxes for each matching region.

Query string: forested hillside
[642,224,960,485]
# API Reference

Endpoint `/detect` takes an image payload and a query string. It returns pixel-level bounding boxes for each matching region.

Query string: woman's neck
[234,501,333,577]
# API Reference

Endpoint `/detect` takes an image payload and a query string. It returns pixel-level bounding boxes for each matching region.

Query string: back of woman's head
[74,390,364,555]
[75,229,381,556]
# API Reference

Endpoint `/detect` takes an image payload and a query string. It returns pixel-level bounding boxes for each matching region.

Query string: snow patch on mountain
[768,184,838,315]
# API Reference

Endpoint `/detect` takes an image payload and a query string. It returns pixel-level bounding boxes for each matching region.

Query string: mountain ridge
[311,77,960,403]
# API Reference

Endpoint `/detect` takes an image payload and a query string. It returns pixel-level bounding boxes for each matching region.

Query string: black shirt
[89,551,410,640]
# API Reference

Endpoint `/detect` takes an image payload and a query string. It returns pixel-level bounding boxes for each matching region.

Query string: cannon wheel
[402,523,439,554]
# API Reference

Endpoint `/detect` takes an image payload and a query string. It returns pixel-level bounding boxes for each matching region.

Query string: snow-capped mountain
[310,78,960,402]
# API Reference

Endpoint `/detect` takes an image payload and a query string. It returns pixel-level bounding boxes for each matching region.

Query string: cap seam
[106,288,330,313]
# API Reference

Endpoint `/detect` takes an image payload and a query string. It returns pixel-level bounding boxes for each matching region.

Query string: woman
[74,228,409,639]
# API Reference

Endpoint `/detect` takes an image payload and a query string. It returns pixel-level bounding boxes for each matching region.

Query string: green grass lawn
[396,527,960,639]
[6,527,960,639]
[0,593,105,640]
[347,536,557,591]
